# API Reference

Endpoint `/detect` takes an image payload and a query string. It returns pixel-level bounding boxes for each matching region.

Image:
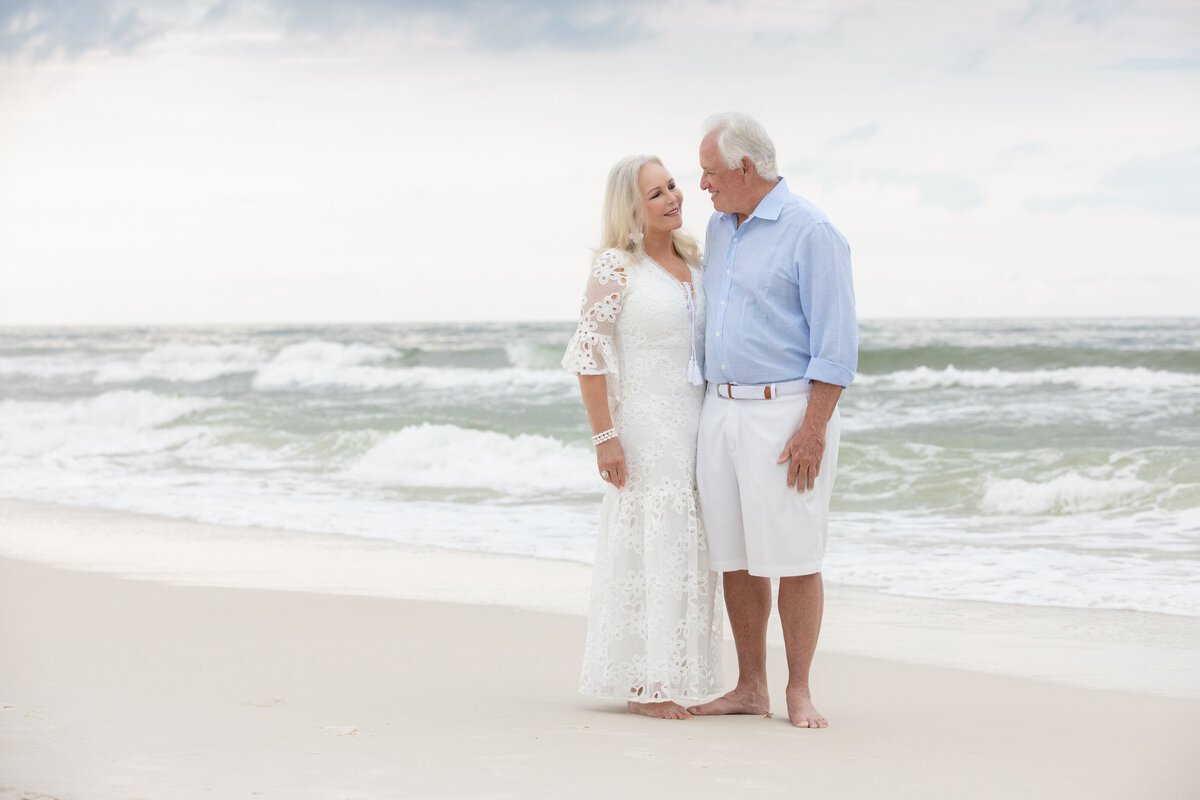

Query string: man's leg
[688,569,772,715]
[777,572,826,728]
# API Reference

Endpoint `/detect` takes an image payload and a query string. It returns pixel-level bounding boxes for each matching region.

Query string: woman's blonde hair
[597,155,703,267]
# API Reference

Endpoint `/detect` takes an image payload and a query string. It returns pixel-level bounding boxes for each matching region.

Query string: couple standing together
[562,112,858,728]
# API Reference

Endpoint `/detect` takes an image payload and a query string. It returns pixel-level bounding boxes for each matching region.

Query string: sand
[1,501,1199,799]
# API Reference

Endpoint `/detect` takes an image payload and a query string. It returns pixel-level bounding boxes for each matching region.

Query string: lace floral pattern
[563,248,724,702]
[562,249,627,404]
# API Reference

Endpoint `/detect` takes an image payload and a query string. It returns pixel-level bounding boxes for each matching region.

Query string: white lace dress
[562,248,724,703]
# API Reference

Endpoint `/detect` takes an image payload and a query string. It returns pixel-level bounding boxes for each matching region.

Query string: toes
[790,715,827,728]
[628,701,695,720]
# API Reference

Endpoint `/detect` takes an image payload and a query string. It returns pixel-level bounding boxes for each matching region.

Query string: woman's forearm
[577,374,614,435]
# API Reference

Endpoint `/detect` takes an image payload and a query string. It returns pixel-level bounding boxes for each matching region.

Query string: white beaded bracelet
[591,427,618,446]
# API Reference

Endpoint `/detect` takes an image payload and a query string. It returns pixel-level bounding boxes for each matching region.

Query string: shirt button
[726,270,731,275]
[716,332,720,336]
[720,301,725,306]
[722,365,726,369]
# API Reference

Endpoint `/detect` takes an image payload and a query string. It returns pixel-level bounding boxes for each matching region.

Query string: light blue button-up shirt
[703,179,858,387]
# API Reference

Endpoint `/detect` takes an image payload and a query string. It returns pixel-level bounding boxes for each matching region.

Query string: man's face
[699,133,747,216]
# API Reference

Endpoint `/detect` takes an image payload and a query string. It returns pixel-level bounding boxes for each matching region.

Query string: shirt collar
[748,178,788,222]
[722,178,788,228]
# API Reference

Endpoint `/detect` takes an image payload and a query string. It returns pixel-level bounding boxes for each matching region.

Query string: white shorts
[697,382,841,578]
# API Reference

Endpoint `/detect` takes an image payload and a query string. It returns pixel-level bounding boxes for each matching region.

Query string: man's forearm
[799,380,842,435]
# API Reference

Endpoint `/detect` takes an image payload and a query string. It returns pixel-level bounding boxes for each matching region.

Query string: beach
[2,319,1199,797]
[2,500,1199,799]
[4,0,1199,791]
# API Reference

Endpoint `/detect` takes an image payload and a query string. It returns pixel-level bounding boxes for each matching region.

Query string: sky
[0,0,1197,324]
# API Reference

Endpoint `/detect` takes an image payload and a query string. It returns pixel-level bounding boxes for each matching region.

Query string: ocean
[1,318,1197,617]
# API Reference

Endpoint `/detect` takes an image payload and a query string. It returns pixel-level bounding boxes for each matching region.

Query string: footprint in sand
[247,698,286,708]
[321,726,360,737]
[0,787,64,800]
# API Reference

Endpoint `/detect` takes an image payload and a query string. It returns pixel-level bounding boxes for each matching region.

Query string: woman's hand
[596,438,627,489]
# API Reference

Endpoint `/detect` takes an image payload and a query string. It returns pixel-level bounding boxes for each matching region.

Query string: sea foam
[858,365,1200,391]
[252,340,398,390]
[0,391,219,457]
[251,340,572,392]
[504,341,565,370]
[95,344,266,384]
[346,423,594,495]
[981,472,1154,514]
[4,320,1198,619]
[0,355,96,379]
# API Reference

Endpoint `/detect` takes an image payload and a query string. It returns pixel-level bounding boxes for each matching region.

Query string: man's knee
[724,569,768,586]
[779,572,823,592]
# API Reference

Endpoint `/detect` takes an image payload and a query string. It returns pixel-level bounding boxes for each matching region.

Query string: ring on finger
[601,470,610,479]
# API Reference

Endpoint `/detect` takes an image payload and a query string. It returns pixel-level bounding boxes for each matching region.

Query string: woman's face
[638,162,683,237]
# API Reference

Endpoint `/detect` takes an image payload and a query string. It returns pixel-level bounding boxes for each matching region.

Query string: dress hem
[579,689,721,703]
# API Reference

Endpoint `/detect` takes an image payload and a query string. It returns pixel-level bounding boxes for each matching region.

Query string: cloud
[870,169,985,211]
[1101,148,1200,214]
[913,173,985,210]
[0,0,175,59]
[827,124,880,149]
[956,46,991,73]
[1113,56,1200,71]
[0,0,653,60]
[1028,149,1200,215]
[278,0,653,49]
[1015,0,1132,26]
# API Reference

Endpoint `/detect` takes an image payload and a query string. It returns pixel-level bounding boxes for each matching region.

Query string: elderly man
[689,113,857,728]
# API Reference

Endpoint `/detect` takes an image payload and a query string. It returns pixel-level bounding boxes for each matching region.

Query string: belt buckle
[717,383,732,399]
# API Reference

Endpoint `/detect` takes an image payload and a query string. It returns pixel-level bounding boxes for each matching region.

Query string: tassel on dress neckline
[684,282,705,386]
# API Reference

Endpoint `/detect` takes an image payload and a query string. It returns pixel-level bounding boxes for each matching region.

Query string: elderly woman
[561,155,723,720]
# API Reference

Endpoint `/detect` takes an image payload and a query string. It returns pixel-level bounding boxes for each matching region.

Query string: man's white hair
[702,112,778,182]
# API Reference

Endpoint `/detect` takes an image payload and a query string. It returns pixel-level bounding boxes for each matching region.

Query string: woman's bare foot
[687,686,770,716]
[785,686,827,728]
[627,700,693,719]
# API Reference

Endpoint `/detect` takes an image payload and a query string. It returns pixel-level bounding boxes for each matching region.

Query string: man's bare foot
[785,686,827,728]
[687,687,770,716]
[627,700,693,720]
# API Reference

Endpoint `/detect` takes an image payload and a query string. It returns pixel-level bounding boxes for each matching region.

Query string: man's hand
[777,427,825,492]
[775,380,842,492]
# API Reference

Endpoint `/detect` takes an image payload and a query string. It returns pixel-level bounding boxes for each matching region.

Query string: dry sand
[1,500,1199,798]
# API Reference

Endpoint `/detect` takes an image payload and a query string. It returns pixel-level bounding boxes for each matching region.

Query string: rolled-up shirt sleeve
[796,222,858,387]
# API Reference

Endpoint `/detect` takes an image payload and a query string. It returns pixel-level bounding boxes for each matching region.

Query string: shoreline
[1,498,1198,700]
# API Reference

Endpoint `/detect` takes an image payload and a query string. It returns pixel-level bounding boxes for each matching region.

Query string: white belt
[714,379,810,400]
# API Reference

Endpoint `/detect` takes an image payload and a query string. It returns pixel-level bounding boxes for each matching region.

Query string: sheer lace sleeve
[561,249,628,375]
